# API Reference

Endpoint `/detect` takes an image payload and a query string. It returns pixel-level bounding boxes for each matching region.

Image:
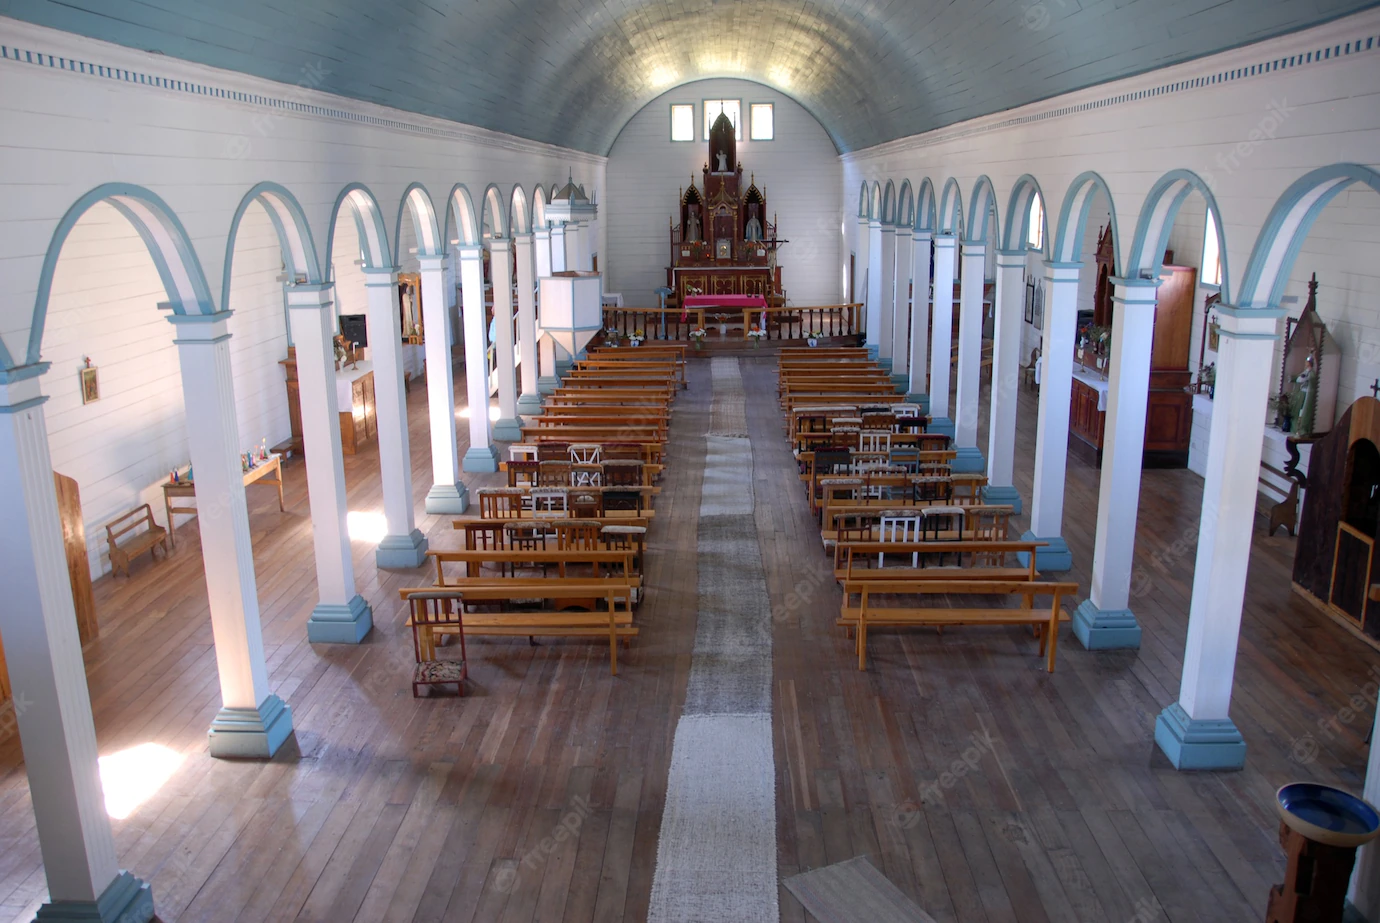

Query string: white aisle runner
[647,358,779,922]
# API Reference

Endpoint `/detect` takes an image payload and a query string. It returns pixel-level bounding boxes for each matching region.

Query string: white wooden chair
[529,488,569,519]
[859,430,892,453]
[878,512,923,567]
[568,443,602,465]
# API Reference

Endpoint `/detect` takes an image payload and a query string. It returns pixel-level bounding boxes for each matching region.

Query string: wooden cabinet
[279,349,305,456]
[1070,379,1106,451]
[340,371,377,455]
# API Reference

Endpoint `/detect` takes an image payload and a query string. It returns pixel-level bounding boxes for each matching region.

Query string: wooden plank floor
[0,355,1376,922]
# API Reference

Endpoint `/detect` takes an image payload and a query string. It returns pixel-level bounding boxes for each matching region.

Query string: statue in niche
[685,207,701,242]
[745,204,763,241]
[715,150,728,173]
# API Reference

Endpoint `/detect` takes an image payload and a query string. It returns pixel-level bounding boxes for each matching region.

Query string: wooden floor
[1,355,1377,922]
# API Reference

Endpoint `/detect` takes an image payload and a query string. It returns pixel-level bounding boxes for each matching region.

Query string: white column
[416,255,467,514]
[953,242,987,471]
[985,250,1026,512]
[1021,261,1080,571]
[1074,278,1159,650]
[0,366,155,921]
[865,220,883,356]
[926,235,957,433]
[169,312,294,755]
[1353,704,1380,915]
[877,225,897,369]
[573,221,592,271]
[286,285,375,642]
[489,238,522,441]
[891,229,913,386]
[457,245,499,471]
[907,231,932,407]
[534,227,553,279]
[363,270,428,568]
[551,223,569,273]
[1154,308,1281,770]
[514,233,542,415]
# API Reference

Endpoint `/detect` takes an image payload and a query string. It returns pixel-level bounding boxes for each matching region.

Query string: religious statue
[715,150,728,173]
[685,208,701,242]
[1295,356,1317,437]
[745,204,762,241]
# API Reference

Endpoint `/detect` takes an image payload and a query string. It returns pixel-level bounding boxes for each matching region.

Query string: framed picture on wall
[80,364,99,404]
[1032,281,1045,332]
[1024,277,1035,324]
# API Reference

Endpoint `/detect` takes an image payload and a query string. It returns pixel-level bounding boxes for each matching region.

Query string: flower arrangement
[629,328,645,346]
[807,329,824,347]
[747,325,767,348]
[689,327,707,350]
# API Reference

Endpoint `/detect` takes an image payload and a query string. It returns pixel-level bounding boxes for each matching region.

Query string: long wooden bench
[427,548,641,584]
[844,578,1079,671]
[401,580,637,674]
[834,539,1042,585]
[104,504,169,577]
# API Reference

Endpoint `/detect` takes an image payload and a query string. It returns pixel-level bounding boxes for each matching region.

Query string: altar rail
[601,304,862,341]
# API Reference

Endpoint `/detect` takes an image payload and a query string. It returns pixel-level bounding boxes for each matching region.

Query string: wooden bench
[427,548,641,585]
[844,578,1079,671]
[835,539,1041,586]
[401,580,637,675]
[104,504,169,577]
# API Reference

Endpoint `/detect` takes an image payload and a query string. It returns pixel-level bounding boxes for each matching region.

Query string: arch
[857,181,871,219]
[533,184,549,228]
[896,180,915,229]
[965,175,1001,245]
[221,182,322,317]
[881,180,897,225]
[913,178,937,233]
[1237,164,1380,308]
[937,178,963,236]
[324,183,392,271]
[1126,169,1231,303]
[393,183,443,264]
[510,185,531,236]
[481,183,508,240]
[869,182,882,222]
[444,184,481,251]
[1001,174,1050,253]
[25,183,216,367]
[1051,171,1121,275]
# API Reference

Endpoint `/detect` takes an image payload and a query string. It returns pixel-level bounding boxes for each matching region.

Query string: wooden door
[54,472,97,644]
[1331,522,1375,626]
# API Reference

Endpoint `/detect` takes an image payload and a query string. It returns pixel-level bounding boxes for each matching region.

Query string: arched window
[1202,210,1223,286]
[1027,193,1044,250]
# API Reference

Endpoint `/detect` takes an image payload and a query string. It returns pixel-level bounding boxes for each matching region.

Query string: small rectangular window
[750,103,774,140]
[670,104,694,142]
[703,99,742,140]
[1202,210,1223,286]
[1027,194,1044,250]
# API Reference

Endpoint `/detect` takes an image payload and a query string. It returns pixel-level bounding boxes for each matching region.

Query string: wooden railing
[601,304,862,342]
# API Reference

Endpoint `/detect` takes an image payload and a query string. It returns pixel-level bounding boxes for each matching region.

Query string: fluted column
[877,224,897,371]
[865,219,883,358]
[417,255,467,514]
[489,238,522,441]
[514,233,541,415]
[985,250,1026,512]
[1155,307,1281,770]
[907,230,932,410]
[926,235,957,435]
[1021,261,1080,572]
[953,241,987,472]
[1074,278,1161,650]
[457,245,499,471]
[363,270,428,567]
[0,364,155,922]
[891,228,913,389]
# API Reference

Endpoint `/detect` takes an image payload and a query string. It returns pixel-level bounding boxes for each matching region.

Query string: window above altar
[671,104,694,142]
[703,99,741,140]
[750,103,774,141]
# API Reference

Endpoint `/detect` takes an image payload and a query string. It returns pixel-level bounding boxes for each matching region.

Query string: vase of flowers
[689,328,707,350]
[807,330,823,348]
[629,328,645,347]
[748,326,766,348]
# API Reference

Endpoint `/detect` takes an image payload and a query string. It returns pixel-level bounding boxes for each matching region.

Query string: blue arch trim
[510,184,532,235]
[881,180,897,225]
[1052,171,1121,276]
[896,180,915,229]
[26,183,216,368]
[965,175,1000,245]
[938,178,963,235]
[913,178,938,233]
[221,182,322,318]
[1001,174,1050,254]
[1238,163,1380,308]
[445,184,481,252]
[394,183,443,264]
[481,183,508,239]
[324,183,393,274]
[857,181,871,219]
[1126,169,1232,303]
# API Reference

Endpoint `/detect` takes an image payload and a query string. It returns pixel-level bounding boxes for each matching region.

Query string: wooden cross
[1371,379,1379,399]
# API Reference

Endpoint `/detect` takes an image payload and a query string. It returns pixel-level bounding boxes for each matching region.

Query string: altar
[667,111,784,306]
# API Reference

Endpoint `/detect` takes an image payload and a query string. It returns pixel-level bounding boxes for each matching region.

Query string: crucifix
[1371,379,1379,399]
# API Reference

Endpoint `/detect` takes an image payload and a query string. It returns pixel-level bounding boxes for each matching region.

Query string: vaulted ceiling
[4,0,1372,154]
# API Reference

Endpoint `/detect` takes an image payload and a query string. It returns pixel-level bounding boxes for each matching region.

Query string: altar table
[682,294,769,338]
[163,454,285,545]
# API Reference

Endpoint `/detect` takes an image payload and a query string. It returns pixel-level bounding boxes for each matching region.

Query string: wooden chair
[1022,347,1041,390]
[911,476,954,504]
[508,444,539,462]
[878,512,923,567]
[603,489,644,515]
[602,459,644,487]
[861,413,896,432]
[570,488,603,519]
[507,460,540,488]
[407,590,467,697]
[568,443,602,465]
[104,504,169,577]
[892,404,921,420]
[859,430,892,453]
[538,461,572,487]
[504,520,550,553]
[554,519,602,551]
[537,442,571,462]
[530,488,568,518]
[478,487,525,519]
[603,443,644,462]
[889,447,920,473]
[920,506,966,564]
[917,434,951,452]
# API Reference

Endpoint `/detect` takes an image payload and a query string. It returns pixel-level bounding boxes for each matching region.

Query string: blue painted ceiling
[2,0,1373,154]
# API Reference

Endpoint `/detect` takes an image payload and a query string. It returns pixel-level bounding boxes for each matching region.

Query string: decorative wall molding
[844,9,1380,164]
[0,16,606,168]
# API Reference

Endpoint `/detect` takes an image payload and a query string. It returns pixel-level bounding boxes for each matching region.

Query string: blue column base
[517,392,543,415]
[878,357,893,372]
[424,483,469,515]
[866,344,879,360]
[982,485,1023,514]
[952,446,986,473]
[1072,599,1142,650]
[928,416,955,438]
[36,871,154,923]
[492,417,523,442]
[555,359,572,376]
[1017,531,1073,572]
[905,393,930,412]
[1154,703,1246,770]
[890,373,909,391]
[207,694,293,759]
[538,375,561,395]
[376,528,428,569]
[462,444,500,473]
[307,594,373,644]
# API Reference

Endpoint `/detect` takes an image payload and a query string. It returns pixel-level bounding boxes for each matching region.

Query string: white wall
[604,78,841,306]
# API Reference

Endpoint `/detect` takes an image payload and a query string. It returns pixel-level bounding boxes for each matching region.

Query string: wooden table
[163,454,284,545]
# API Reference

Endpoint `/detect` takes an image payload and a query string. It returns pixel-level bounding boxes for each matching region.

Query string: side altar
[667,112,785,306]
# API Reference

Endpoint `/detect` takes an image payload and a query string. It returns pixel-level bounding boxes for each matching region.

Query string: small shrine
[1273,273,1341,436]
[667,112,784,305]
